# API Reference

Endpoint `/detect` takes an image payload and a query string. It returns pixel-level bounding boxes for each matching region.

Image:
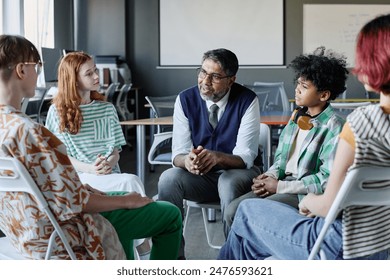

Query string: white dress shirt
[172,90,260,169]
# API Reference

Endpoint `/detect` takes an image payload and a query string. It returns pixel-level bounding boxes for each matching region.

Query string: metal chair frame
[0,157,77,260]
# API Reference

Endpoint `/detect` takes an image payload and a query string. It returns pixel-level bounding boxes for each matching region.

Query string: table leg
[136,124,146,184]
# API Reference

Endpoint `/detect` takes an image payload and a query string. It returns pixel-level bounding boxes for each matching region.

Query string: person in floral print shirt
[0,35,181,260]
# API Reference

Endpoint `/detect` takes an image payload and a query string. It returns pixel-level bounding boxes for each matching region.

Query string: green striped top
[45,101,126,173]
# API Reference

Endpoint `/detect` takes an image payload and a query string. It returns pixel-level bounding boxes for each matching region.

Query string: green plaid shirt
[265,105,345,199]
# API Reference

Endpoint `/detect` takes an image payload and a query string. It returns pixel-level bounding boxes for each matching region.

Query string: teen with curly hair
[223,46,348,236]
[219,14,390,260]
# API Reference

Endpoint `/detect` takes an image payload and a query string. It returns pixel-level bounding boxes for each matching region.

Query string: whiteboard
[303,4,390,67]
[159,0,284,67]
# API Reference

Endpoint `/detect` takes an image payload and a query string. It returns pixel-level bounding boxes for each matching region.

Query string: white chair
[145,95,176,171]
[0,156,77,260]
[183,201,222,249]
[259,123,271,171]
[183,123,272,250]
[147,131,173,165]
[308,165,390,260]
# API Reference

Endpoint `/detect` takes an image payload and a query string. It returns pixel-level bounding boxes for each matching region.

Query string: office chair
[253,82,290,113]
[145,95,176,171]
[147,131,173,166]
[308,165,390,260]
[21,88,49,124]
[243,84,269,112]
[105,82,120,106]
[115,83,134,148]
[145,95,177,133]
[251,82,290,150]
[0,156,77,260]
[259,123,271,171]
[183,123,272,250]
[116,83,133,121]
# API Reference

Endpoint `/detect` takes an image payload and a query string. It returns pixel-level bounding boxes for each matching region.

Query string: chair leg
[134,245,140,260]
[207,208,216,222]
[183,202,191,235]
[201,208,222,249]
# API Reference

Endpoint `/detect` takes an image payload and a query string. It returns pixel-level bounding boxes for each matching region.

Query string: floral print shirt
[0,104,125,259]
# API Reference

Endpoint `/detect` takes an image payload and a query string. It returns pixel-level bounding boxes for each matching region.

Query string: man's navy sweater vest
[179,83,256,154]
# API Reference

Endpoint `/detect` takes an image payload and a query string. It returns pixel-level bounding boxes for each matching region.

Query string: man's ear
[228,75,236,87]
[320,90,331,101]
[15,63,25,79]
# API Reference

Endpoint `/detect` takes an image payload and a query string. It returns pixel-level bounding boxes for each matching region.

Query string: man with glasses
[158,48,260,259]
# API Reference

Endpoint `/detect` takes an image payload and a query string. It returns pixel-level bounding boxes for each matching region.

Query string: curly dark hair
[289,46,349,100]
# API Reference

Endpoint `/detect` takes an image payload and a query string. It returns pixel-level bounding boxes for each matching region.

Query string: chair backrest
[308,165,390,260]
[145,95,177,133]
[0,157,77,259]
[259,123,271,171]
[105,82,120,104]
[244,85,269,112]
[21,88,51,124]
[36,87,52,124]
[116,83,133,121]
[252,82,290,113]
[147,131,173,165]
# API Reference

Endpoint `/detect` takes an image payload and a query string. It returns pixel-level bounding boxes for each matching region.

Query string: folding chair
[0,156,77,260]
[308,165,390,260]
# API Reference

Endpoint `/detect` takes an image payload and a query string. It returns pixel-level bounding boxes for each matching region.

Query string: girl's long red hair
[52,52,104,134]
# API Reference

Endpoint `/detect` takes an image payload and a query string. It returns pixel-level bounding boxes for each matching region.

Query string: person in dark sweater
[158,48,260,259]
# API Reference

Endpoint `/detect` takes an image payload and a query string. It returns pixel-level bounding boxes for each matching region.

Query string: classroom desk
[121,114,290,183]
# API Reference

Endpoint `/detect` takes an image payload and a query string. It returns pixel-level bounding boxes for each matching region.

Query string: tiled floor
[119,142,225,260]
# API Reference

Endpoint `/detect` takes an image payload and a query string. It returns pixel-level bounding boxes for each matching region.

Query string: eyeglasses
[196,68,232,84]
[23,61,43,75]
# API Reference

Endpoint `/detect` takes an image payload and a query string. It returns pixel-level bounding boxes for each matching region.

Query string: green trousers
[101,192,182,260]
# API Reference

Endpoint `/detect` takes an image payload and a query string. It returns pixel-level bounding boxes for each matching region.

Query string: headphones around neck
[291,107,313,130]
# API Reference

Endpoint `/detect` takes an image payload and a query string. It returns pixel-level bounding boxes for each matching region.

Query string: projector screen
[159,0,284,67]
